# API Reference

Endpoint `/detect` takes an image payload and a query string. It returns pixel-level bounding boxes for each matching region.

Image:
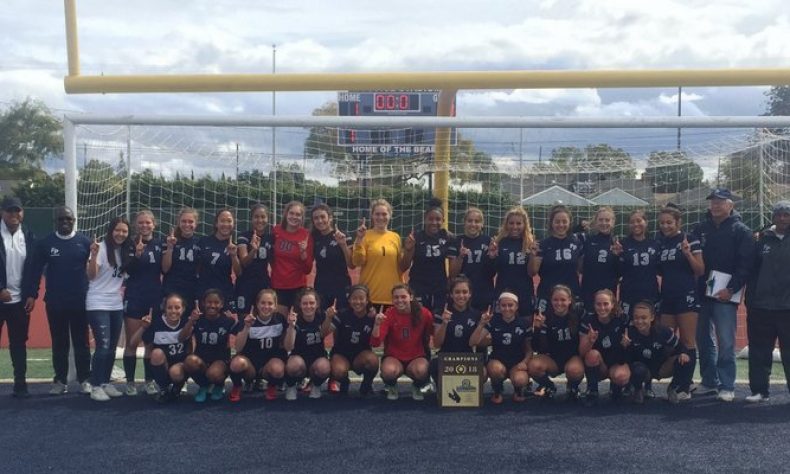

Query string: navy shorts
[659,290,700,315]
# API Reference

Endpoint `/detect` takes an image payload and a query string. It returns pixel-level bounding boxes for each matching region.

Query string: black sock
[150,363,169,389]
[310,374,328,387]
[673,350,696,392]
[585,365,599,393]
[229,371,244,387]
[265,375,283,387]
[170,380,185,394]
[192,371,209,388]
[285,375,300,387]
[630,362,650,390]
[533,374,553,389]
[492,379,504,394]
[123,355,136,383]
[567,379,581,391]
[143,358,152,382]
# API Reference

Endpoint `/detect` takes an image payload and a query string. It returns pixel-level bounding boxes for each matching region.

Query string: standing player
[129,294,192,402]
[623,301,692,404]
[400,198,458,313]
[579,289,630,406]
[228,289,288,402]
[656,205,704,401]
[469,292,532,404]
[530,205,583,313]
[449,207,496,311]
[162,207,201,316]
[579,207,619,312]
[490,206,537,317]
[181,289,237,402]
[283,289,333,400]
[371,284,434,401]
[352,199,403,308]
[528,285,585,401]
[123,210,164,396]
[271,201,314,315]
[311,203,354,311]
[236,204,274,314]
[197,209,241,310]
[614,210,660,319]
[326,285,379,396]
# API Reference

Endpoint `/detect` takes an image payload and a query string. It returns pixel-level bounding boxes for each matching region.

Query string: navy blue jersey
[486,315,532,366]
[197,235,235,303]
[579,232,619,308]
[433,307,481,353]
[618,236,660,305]
[493,237,535,315]
[455,234,496,309]
[408,229,459,295]
[292,313,327,360]
[238,313,288,361]
[534,308,581,363]
[657,231,701,299]
[125,238,163,311]
[313,231,352,299]
[192,315,236,362]
[162,235,201,300]
[236,230,273,289]
[625,325,684,371]
[331,309,375,356]
[142,315,191,364]
[579,313,627,364]
[536,235,582,304]
[31,232,91,309]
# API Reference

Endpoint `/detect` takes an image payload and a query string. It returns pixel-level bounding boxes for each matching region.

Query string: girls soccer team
[85,200,705,406]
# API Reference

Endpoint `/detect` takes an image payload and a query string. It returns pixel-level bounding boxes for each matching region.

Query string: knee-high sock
[150,363,169,389]
[585,365,600,393]
[143,358,152,382]
[123,355,136,383]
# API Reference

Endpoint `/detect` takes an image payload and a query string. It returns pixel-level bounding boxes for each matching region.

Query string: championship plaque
[437,353,484,408]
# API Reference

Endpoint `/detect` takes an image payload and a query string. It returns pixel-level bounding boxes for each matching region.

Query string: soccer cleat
[299,379,311,393]
[674,391,692,402]
[327,380,340,393]
[534,384,556,400]
[80,381,93,395]
[309,384,322,399]
[565,387,580,403]
[145,380,160,396]
[645,388,656,399]
[745,393,769,403]
[90,386,110,402]
[385,385,399,401]
[194,386,208,403]
[411,385,424,401]
[49,382,68,395]
[125,382,138,396]
[285,385,298,401]
[101,384,123,398]
[490,393,503,405]
[716,390,735,402]
[229,385,242,402]
[359,379,374,397]
[210,385,225,401]
[265,385,278,401]
[632,388,645,405]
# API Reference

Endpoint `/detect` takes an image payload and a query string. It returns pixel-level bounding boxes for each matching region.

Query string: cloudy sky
[1,0,788,174]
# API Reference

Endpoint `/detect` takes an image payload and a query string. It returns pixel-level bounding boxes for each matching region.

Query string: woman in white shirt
[86,217,131,401]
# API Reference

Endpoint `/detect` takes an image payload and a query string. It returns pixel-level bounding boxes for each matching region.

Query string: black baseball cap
[705,188,737,201]
[1,196,22,212]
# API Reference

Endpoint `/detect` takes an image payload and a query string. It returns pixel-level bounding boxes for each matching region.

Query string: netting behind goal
[72,122,790,239]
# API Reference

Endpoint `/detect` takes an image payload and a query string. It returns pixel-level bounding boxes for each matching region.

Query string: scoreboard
[337,91,456,154]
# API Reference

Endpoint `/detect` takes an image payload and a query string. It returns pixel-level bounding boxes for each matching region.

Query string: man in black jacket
[0,196,37,398]
[745,201,790,402]
[693,188,754,402]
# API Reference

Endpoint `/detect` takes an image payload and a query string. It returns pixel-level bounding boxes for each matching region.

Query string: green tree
[0,98,63,169]
[764,85,790,117]
[543,144,636,179]
[642,151,704,193]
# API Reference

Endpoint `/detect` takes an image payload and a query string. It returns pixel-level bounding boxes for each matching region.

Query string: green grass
[0,348,787,382]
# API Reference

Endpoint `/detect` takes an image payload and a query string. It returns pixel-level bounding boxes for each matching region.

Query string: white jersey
[86,241,125,311]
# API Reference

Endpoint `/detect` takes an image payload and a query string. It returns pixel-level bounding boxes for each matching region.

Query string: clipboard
[705,270,744,304]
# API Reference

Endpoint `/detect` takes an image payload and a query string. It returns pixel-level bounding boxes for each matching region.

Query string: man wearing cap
[692,188,754,402]
[0,196,37,398]
[744,201,790,403]
[29,206,93,395]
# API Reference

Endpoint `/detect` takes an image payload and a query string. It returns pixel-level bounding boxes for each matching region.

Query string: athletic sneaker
[145,380,160,396]
[309,384,322,399]
[645,388,656,399]
[420,381,435,395]
[696,384,719,396]
[80,381,92,394]
[265,385,278,401]
[194,386,209,403]
[101,384,123,398]
[125,382,138,396]
[210,385,225,401]
[385,385,399,401]
[90,386,110,402]
[411,385,424,401]
[229,385,242,402]
[12,384,30,399]
[327,380,340,393]
[745,393,769,403]
[716,390,735,402]
[674,391,692,402]
[285,385,298,401]
[490,393,503,405]
[49,382,68,395]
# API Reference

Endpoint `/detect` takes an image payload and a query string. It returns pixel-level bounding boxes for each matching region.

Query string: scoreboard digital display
[337,90,456,153]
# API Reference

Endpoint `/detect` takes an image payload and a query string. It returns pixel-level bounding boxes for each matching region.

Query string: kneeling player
[181,289,237,402]
[528,285,585,401]
[284,289,333,400]
[129,294,191,402]
[470,292,532,404]
[228,289,288,402]
[624,301,691,404]
[327,285,379,396]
